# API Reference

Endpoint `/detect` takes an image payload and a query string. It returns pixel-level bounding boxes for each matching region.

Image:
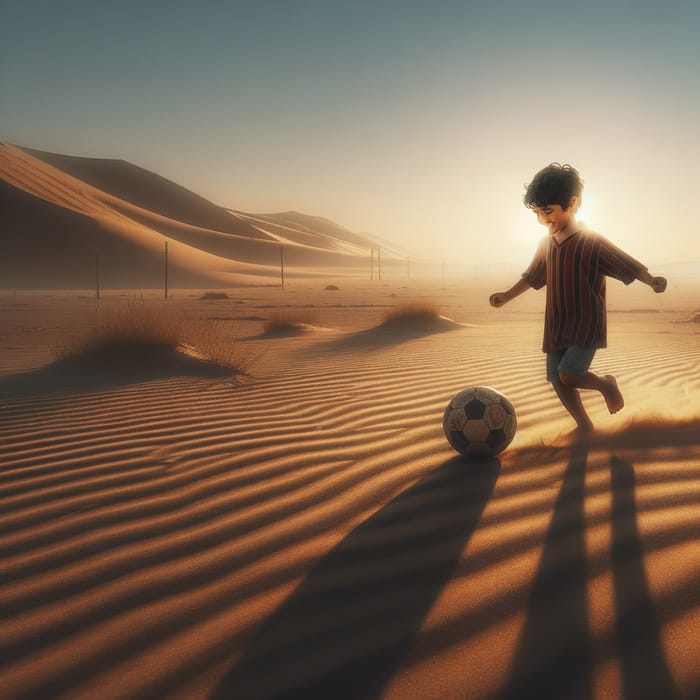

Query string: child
[490,163,667,435]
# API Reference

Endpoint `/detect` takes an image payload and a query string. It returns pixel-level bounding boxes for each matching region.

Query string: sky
[2,0,699,266]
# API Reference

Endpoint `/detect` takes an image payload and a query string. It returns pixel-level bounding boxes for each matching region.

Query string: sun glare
[576,189,598,229]
[509,202,542,264]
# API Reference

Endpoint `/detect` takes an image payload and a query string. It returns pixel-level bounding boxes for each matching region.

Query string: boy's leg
[553,382,594,433]
[547,350,595,432]
[559,371,624,414]
[555,345,624,413]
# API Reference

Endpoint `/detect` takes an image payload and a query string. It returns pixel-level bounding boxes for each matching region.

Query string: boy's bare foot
[601,375,624,413]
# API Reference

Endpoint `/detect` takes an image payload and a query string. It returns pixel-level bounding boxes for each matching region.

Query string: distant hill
[232,210,380,254]
[0,144,386,289]
[22,147,265,240]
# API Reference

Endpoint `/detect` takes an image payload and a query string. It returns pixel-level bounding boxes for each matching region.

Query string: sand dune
[0,144,389,290]
[1,282,698,699]
[22,147,268,240]
[232,211,375,255]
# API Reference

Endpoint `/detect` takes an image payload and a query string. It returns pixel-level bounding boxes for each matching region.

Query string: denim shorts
[547,346,596,385]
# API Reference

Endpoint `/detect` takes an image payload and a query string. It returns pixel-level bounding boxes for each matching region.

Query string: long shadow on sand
[503,444,594,699]
[610,457,677,700]
[503,444,679,699]
[210,456,500,700]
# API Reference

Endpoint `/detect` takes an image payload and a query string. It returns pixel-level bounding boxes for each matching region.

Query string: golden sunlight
[576,187,600,230]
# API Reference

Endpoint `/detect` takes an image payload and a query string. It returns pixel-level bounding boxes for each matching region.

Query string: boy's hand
[490,278,530,307]
[651,276,667,293]
[638,269,668,293]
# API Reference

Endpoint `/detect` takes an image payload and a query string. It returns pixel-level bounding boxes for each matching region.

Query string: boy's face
[532,197,578,236]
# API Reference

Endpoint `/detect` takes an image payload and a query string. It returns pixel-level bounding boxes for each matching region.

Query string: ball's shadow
[210,456,500,700]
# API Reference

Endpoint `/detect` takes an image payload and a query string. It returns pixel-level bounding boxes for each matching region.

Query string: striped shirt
[522,230,646,352]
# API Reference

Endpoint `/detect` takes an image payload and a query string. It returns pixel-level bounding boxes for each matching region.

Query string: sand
[1,278,699,700]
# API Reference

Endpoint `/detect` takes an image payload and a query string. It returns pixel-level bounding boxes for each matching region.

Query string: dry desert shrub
[263,310,319,334]
[57,299,247,373]
[381,301,442,326]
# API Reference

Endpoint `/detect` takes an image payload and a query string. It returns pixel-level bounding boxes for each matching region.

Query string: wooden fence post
[280,246,285,289]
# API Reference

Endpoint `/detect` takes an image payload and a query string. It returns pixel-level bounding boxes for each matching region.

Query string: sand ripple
[1,322,699,699]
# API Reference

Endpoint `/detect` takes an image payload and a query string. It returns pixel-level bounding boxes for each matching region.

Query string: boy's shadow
[503,446,677,699]
[210,456,500,700]
[609,457,677,700]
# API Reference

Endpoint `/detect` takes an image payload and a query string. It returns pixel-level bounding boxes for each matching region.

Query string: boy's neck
[553,218,579,243]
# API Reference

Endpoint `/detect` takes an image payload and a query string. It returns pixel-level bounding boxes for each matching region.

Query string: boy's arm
[636,268,667,293]
[490,277,532,307]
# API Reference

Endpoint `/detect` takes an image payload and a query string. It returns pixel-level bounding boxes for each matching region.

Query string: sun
[576,189,598,228]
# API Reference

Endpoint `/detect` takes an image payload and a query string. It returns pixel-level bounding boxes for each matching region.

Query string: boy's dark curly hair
[524,163,584,210]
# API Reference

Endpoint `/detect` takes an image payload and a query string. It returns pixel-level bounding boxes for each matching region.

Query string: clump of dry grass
[57,300,247,374]
[263,310,319,335]
[380,302,442,326]
[200,291,230,300]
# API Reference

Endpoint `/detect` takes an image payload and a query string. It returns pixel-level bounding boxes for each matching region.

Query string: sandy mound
[239,310,327,339]
[0,340,239,396]
[320,305,464,351]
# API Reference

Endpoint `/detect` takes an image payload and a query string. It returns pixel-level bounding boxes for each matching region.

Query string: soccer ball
[443,386,517,458]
